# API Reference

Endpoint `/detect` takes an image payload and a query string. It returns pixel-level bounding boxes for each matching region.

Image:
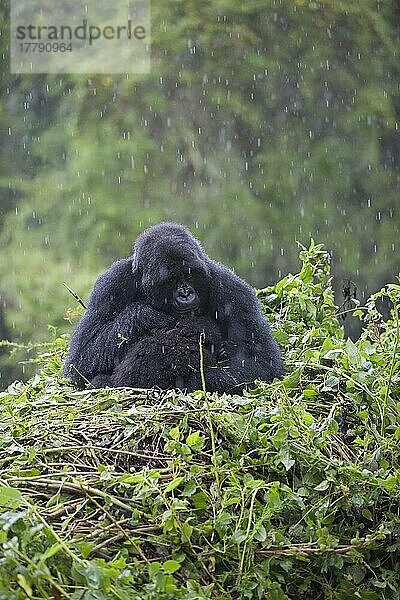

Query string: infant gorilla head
[110,316,228,392]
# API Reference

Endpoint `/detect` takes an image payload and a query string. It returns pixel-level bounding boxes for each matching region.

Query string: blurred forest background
[0,0,399,387]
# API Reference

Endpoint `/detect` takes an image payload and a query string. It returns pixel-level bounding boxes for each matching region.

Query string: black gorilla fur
[103,316,232,393]
[64,222,283,394]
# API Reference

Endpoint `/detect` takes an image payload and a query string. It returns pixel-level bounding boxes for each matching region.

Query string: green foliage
[0,243,399,598]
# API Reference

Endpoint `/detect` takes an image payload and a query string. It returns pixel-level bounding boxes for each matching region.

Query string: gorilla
[64,222,283,394]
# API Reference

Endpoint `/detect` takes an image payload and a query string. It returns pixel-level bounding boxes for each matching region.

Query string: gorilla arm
[64,257,175,387]
[209,262,284,387]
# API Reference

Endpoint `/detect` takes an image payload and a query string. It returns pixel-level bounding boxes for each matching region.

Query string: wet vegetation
[0,244,399,599]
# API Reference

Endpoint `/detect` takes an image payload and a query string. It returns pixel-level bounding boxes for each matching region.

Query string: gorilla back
[64,222,284,393]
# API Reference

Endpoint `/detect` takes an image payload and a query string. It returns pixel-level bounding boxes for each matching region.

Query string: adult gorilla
[64,222,283,393]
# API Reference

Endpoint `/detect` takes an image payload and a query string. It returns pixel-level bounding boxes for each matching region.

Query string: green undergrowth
[0,242,399,599]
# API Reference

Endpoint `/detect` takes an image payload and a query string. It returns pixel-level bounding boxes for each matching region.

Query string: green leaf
[314,480,330,491]
[302,411,314,426]
[182,480,196,497]
[165,476,185,493]
[254,524,267,542]
[274,331,290,345]
[345,338,364,369]
[186,430,204,450]
[192,492,207,510]
[148,562,161,577]
[39,542,63,562]
[79,542,94,559]
[302,387,318,398]
[347,564,367,585]
[181,521,193,543]
[278,448,295,471]
[169,426,180,440]
[162,560,181,574]
[321,374,340,391]
[0,486,23,509]
[232,530,247,544]
[299,263,313,283]
[17,574,32,598]
[283,368,302,390]
[322,349,343,360]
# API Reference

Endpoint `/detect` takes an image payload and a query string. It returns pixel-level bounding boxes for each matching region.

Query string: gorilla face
[172,278,201,315]
[153,268,208,316]
[132,223,211,316]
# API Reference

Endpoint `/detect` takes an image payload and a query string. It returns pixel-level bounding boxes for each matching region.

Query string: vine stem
[199,332,206,393]
[256,535,381,555]
[382,295,400,436]
[199,332,221,503]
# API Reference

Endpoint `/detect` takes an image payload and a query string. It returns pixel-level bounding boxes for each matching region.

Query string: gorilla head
[132,223,211,316]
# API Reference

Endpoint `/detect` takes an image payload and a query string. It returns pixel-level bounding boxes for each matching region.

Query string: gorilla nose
[178,291,195,302]
[178,287,193,300]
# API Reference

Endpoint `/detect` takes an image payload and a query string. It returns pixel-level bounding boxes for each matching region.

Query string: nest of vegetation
[0,242,399,599]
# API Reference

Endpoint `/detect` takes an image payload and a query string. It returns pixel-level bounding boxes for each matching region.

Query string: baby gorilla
[93,317,231,393]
